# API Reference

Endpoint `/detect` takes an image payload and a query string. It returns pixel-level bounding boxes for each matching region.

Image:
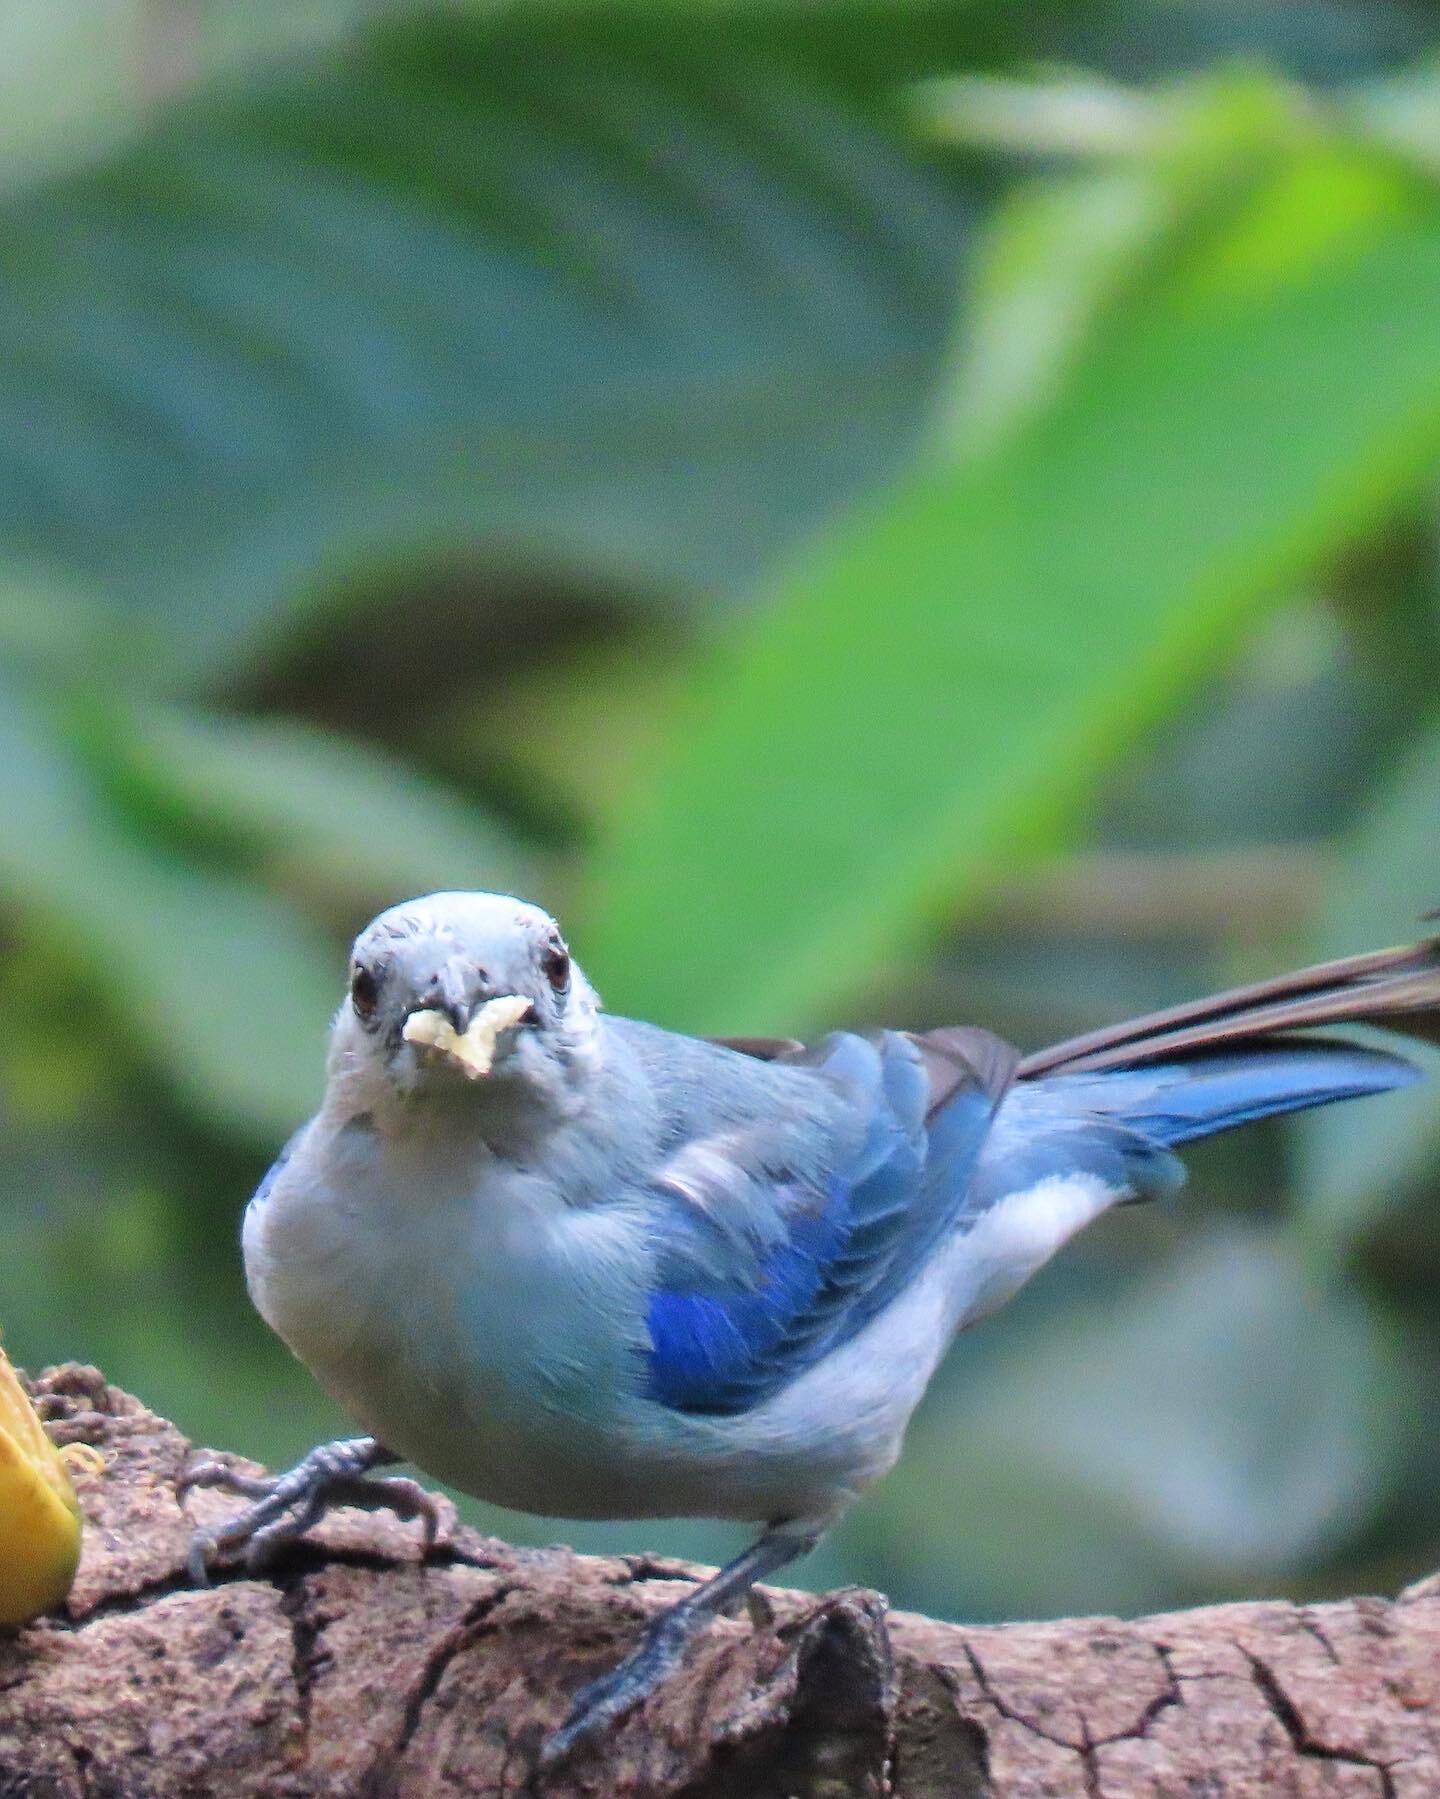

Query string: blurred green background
[5,0,1440,1626]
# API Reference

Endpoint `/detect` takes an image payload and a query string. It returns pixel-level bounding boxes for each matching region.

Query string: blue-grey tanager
[184,890,1439,1761]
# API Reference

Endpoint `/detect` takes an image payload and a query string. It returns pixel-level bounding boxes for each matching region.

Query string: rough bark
[10,1364,1440,1797]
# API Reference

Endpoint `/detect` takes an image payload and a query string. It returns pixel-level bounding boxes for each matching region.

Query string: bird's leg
[540,1523,817,1768]
[180,1435,443,1581]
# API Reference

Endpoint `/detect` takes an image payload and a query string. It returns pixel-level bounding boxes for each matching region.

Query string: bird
[183,890,1440,1764]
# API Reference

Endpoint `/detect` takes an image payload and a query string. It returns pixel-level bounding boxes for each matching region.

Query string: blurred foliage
[3,0,1440,1625]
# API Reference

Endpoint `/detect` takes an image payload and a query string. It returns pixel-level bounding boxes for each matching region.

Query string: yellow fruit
[0,1350,84,1625]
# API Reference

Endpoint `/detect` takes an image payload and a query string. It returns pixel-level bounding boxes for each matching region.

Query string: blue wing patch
[645,1031,1007,1416]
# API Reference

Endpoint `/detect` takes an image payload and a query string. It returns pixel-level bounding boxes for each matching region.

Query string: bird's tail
[1019,932,1440,1080]
[1009,929,1439,1158]
[1031,1039,1417,1157]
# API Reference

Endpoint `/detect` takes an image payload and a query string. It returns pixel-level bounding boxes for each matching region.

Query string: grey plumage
[205,889,1436,1759]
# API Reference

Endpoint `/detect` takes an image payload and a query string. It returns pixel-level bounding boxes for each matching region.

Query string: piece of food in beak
[0,1347,88,1624]
[402,993,533,1079]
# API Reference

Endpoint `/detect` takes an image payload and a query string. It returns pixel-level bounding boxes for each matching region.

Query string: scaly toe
[540,1623,693,1768]
[178,1456,277,1502]
[178,1439,437,1583]
[186,1530,218,1586]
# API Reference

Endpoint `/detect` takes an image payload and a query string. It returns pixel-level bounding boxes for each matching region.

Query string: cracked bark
[10,1367,1440,1798]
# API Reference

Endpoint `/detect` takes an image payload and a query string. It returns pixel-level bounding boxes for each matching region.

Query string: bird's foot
[539,1524,816,1769]
[179,1435,442,1581]
[539,1602,701,1769]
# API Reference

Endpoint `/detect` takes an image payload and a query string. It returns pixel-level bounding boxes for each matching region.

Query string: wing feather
[644,1028,1014,1416]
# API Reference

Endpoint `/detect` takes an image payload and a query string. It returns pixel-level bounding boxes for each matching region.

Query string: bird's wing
[644,1027,1016,1416]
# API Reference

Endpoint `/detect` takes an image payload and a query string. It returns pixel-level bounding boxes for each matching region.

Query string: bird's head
[327,891,601,1117]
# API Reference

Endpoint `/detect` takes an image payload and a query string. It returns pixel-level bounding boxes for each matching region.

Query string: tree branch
[13,1365,1440,1796]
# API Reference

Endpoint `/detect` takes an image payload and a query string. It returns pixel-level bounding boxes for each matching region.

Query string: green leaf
[874,1226,1406,1619]
[0,9,975,682]
[0,0,150,192]
[0,675,337,1138]
[943,69,1427,457]
[0,564,134,679]
[583,216,1440,1032]
[103,701,537,916]
[1297,722,1440,1251]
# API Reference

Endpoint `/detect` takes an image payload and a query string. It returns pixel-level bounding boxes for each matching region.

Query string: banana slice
[0,1348,86,1624]
[402,993,533,1079]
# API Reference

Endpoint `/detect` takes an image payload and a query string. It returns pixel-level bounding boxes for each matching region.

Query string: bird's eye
[541,937,570,996]
[350,962,381,1019]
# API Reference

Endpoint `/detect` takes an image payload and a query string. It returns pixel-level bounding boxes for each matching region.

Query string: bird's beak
[402,994,533,1080]
[409,957,476,1037]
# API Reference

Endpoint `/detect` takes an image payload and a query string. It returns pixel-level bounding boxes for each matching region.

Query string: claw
[179,1436,445,1580]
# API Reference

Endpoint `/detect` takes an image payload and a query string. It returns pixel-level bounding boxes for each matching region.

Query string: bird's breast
[243,1124,658,1513]
[242,1111,915,1526]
